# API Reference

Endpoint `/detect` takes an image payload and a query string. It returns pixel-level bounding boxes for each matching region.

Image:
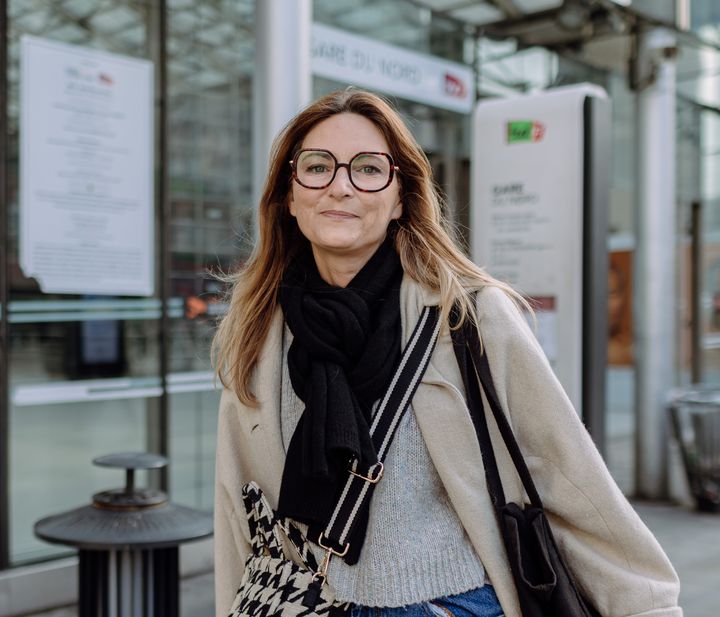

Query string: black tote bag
[451,312,602,617]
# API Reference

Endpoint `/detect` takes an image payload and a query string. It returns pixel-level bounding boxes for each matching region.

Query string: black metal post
[0,0,10,571]
[78,550,109,617]
[78,547,180,617]
[690,200,702,384]
[154,0,170,491]
[582,95,611,457]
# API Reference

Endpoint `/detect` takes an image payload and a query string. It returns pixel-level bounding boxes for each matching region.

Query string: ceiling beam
[486,0,523,19]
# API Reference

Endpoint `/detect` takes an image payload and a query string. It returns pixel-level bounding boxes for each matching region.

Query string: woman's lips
[321,210,357,219]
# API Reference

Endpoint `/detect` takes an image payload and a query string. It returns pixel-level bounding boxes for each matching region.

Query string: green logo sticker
[507,120,545,144]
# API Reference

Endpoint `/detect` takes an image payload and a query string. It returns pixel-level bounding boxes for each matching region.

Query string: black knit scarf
[276,237,403,563]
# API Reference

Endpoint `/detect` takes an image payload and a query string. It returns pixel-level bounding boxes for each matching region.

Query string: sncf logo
[507,120,546,144]
[444,73,467,98]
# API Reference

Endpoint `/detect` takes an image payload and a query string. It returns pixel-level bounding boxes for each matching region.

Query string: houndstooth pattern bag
[227,482,350,617]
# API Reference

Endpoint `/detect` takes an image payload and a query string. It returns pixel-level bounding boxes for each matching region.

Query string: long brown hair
[213,89,527,405]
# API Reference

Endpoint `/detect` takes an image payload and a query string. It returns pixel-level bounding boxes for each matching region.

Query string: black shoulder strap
[450,302,543,509]
[319,305,441,554]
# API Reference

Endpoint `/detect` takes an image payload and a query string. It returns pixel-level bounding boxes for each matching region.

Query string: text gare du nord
[313,42,422,84]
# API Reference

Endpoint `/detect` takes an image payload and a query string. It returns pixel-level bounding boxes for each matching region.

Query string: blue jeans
[349,585,504,617]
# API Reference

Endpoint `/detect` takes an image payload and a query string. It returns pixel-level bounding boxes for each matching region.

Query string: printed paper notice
[20,36,154,296]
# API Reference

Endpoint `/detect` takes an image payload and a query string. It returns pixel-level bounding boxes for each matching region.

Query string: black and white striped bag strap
[318,305,441,557]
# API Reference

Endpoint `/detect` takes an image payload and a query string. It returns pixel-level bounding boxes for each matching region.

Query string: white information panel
[311,23,473,114]
[471,84,607,410]
[20,35,154,296]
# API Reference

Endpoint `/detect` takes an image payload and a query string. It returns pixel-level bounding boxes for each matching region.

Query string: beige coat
[214,278,682,617]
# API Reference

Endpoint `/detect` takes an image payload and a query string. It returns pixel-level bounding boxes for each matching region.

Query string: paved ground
[24,499,720,617]
[632,501,720,617]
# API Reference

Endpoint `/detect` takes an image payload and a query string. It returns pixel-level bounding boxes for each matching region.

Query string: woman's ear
[287,189,296,218]
[394,178,404,220]
[391,200,403,221]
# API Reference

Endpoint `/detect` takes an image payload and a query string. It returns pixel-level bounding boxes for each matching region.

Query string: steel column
[252,0,312,217]
[633,26,678,498]
[0,0,10,572]
[154,0,170,490]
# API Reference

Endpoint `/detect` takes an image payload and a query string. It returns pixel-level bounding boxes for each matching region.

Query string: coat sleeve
[214,389,252,617]
[475,286,682,617]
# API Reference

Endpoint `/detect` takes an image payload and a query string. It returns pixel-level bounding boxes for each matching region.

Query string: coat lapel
[247,308,287,506]
[400,277,521,617]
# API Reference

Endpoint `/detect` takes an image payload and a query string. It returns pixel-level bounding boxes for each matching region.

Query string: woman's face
[288,113,402,271]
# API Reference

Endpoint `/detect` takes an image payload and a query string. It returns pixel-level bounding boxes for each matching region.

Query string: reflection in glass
[6,0,155,565]
[10,398,150,562]
[166,0,255,509]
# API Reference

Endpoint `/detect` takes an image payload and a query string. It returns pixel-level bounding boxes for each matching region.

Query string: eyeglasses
[290,149,399,193]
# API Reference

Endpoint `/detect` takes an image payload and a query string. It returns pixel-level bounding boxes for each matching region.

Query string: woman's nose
[328,164,354,196]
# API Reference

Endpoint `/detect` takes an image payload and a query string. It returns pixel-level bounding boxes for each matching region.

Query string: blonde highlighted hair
[212,89,527,405]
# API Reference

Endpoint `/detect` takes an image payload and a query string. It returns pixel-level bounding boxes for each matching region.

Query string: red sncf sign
[444,73,466,98]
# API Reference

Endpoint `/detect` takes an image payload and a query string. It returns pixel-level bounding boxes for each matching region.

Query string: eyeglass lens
[295,150,392,191]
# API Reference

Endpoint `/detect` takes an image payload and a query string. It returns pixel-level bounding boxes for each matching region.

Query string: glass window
[691,0,720,32]
[166,0,255,511]
[315,0,465,58]
[669,25,720,392]
[6,0,158,564]
[5,0,255,565]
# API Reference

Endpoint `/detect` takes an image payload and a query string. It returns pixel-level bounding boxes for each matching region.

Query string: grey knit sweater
[280,328,486,607]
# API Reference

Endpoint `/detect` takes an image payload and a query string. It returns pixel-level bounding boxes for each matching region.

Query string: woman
[213,89,681,617]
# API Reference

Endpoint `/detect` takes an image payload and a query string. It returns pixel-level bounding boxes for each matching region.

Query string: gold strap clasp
[313,533,350,585]
[347,461,384,484]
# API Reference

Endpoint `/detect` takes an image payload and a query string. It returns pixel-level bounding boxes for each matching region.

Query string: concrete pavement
[632,501,719,617]
[25,499,720,617]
